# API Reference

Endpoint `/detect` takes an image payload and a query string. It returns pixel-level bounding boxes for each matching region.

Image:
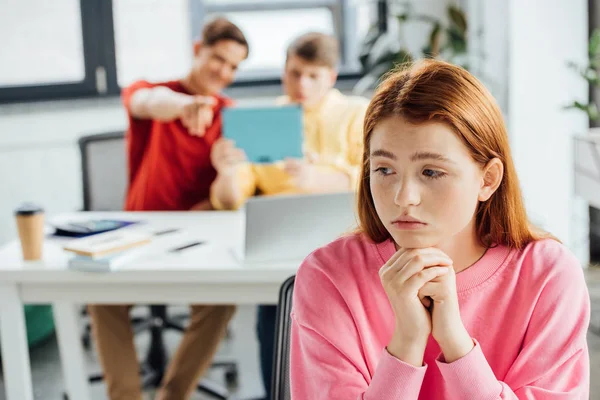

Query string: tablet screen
[222,104,304,163]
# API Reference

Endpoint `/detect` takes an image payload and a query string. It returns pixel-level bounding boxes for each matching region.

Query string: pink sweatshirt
[290,235,590,399]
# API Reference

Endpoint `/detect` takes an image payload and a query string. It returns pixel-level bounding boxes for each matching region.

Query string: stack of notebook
[63,229,152,271]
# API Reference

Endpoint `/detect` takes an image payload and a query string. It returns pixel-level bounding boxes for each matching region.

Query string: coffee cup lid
[15,203,44,216]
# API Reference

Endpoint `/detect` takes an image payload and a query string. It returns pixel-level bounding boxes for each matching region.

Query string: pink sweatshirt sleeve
[291,315,427,399]
[434,250,590,399]
[290,249,427,399]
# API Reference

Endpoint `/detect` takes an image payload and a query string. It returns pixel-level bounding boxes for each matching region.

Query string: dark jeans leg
[257,304,277,400]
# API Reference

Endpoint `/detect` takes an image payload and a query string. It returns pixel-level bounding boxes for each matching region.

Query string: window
[0,0,85,86]
[113,0,193,87]
[212,8,336,77]
[0,0,382,103]
[201,0,377,80]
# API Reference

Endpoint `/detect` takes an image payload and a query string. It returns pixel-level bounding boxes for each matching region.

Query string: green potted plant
[569,28,600,265]
[565,29,600,120]
[354,1,470,94]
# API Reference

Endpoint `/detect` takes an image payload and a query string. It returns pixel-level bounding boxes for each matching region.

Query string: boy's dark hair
[286,32,339,68]
[202,17,249,56]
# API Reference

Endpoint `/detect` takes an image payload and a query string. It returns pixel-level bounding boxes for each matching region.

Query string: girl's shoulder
[510,238,585,289]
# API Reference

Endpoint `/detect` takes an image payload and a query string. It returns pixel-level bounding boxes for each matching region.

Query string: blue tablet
[222,104,304,164]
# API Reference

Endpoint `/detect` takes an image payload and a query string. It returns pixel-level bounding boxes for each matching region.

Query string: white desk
[0,211,300,400]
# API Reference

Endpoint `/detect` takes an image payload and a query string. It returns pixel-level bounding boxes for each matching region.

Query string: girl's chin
[391,233,440,250]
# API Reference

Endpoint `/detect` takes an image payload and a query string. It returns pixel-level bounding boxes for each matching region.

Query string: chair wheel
[225,369,238,387]
[63,393,69,400]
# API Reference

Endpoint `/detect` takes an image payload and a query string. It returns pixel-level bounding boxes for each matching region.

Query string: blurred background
[0,0,599,399]
[0,0,595,260]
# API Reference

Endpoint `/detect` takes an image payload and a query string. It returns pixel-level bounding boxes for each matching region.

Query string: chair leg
[210,361,239,388]
[199,361,239,393]
[164,320,186,332]
[145,306,168,367]
[132,318,155,335]
[196,378,230,400]
[141,368,162,390]
[139,305,169,389]
[167,312,189,324]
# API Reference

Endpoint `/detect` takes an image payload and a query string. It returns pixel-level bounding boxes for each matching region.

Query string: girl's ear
[478,158,503,202]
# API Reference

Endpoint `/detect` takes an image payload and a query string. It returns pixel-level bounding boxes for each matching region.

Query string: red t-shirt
[122,80,232,211]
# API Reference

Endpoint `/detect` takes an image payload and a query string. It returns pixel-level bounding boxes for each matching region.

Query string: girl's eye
[423,169,446,179]
[374,167,393,176]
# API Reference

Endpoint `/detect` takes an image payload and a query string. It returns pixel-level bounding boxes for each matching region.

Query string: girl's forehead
[371,118,461,148]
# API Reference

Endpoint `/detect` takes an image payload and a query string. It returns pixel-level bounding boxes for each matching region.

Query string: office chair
[70,132,238,399]
[271,276,295,400]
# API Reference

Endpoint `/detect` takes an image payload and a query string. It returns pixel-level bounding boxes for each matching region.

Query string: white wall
[0,99,128,245]
[507,0,590,263]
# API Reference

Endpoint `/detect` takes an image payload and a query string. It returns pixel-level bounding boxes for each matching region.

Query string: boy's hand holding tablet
[210,138,247,176]
[283,152,320,191]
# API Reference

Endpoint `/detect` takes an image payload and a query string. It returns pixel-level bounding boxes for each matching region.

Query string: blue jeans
[257,304,277,400]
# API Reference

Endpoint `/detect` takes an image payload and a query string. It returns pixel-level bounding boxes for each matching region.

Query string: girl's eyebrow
[370,149,396,160]
[370,149,455,164]
[410,151,455,164]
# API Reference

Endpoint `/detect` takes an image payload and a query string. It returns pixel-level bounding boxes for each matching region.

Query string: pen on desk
[169,241,205,253]
[153,228,180,236]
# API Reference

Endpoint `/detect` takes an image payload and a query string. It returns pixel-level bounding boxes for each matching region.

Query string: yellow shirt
[211,88,369,210]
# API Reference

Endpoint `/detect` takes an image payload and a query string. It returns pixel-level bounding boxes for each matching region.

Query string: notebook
[68,245,150,272]
[222,104,304,163]
[63,229,152,258]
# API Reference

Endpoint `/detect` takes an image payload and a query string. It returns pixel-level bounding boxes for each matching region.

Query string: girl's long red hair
[358,59,546,248]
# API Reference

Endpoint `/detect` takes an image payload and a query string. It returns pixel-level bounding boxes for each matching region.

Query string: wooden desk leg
[53,301,92,400]
[0,284,34,400]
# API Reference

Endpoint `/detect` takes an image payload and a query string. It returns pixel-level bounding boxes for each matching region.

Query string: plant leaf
[370,51,400,72]
[590,103,600,120]
[360,32,395,70]
[397,13,409,23]
[425,22,442,57]
[357,26,381,69]
[447,26,467,54]
[590,29,600,58]
[564,101,600,120]
[448,5,467,34]
[583,67,600,85]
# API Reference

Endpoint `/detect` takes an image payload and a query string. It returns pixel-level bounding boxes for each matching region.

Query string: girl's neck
[437,224,487,273]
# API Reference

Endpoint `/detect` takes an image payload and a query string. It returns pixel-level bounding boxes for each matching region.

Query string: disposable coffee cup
[14,203,45,261]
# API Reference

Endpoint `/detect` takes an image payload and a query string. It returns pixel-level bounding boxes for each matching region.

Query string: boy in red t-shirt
[87,17,249,400]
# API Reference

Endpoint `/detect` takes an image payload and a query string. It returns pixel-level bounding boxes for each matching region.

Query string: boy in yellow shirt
[209,32,368,399]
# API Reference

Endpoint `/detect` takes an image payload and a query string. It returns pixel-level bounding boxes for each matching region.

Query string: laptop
[242,192,358,263]
[222,105,304,164]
